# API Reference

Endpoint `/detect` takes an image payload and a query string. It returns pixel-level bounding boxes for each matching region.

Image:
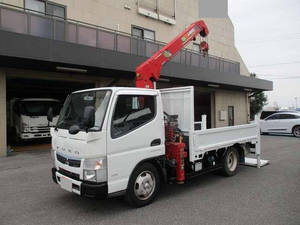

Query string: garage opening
[6,77,94,151]
[157,82,213,130]
[194,92,212,129]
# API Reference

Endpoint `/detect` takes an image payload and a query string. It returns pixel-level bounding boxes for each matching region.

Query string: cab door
[279,114,297,133]
[106,91,164,194]
[261,114,282,133]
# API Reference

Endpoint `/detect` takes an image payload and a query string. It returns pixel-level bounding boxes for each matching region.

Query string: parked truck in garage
[8,98,60,143]
[49,20,262,207]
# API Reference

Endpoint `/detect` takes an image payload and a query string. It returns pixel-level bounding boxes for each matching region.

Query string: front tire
[293,126,300,138]
[126,163,160,207]
[221,147,239,177]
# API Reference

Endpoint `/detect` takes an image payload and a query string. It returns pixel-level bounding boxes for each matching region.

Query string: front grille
[29,126,50,133]
[56,153,81,167]
[56,153,67,164]
[59,167,80,181]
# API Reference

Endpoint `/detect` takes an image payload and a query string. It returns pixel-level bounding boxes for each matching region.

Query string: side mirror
[83,106,95,129]
[47,107,53,122]
[69,125,80,135]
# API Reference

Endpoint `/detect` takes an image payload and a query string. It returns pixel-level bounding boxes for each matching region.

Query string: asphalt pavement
[0,135,299,225]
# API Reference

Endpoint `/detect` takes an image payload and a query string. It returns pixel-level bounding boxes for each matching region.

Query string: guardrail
[0,3,240,74]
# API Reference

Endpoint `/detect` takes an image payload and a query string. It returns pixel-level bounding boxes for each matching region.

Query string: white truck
[8,98,60,142]
[50,86,261,207]
[49,20,263,207]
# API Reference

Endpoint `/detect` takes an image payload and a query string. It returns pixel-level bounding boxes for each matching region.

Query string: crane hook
[200,41,209,56]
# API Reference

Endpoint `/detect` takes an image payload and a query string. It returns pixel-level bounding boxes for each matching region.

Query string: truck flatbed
[160,86,262,166]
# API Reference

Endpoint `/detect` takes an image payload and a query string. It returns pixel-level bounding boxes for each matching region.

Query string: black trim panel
[0,30,273,91]
[51,167,108,199]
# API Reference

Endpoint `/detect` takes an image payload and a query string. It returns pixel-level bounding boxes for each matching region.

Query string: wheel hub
[227,151,237,172]
[294,127,300,137]
[134,171,155,200]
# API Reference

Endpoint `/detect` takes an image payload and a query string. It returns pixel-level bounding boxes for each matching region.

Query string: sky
[228,0,300,109]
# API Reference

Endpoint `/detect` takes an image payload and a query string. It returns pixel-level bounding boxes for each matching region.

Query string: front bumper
[21,132,51,139]
[51,168,108,198]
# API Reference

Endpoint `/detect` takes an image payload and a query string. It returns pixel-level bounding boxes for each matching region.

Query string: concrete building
[0,0,272,156]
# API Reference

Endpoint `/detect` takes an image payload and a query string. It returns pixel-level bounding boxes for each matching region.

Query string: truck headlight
[83,158,107,182]
[21,123,29,131]
[83,170,96,182]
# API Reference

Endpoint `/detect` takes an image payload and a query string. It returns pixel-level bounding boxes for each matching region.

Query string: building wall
[215,90,248,127]
[0,70,7,157]
[0,1,251,138]
[4,68,114,85]
[0,0,250,75]
[200,18,249,75]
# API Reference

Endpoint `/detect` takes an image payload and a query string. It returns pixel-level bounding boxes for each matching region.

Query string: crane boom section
[136,20,209,89]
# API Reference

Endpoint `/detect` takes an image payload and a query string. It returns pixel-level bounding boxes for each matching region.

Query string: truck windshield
[20,101,61,116]
[56,90,111,131]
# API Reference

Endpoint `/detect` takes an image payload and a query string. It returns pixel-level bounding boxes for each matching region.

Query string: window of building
[132,26,155,41]
[111,95,156,138]
[25,0,66,18]
[228,106,234,126]
[25,0,45,14]
[132,27,143,39]
[46,2,65,18]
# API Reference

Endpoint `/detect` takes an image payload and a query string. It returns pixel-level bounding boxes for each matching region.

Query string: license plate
[56,173,81,195]
[59,175,73,192]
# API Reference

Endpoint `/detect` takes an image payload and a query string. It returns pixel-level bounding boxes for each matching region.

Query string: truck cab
[51,87,165,202]
[9,98,60,142]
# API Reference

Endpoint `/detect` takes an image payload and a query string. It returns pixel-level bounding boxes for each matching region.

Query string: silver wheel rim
[227,151,238,172]
[294,127,300,137]
[134,170,156,201]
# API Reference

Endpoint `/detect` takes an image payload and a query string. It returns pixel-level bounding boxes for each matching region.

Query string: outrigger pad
[244,157,270,167]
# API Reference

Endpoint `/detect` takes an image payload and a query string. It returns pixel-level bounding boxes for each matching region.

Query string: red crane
[135,20,210,183]
[135,20,209,89]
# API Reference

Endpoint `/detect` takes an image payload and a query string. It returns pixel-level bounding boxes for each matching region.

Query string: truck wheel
[221,147,239,177]
[126,163,160,207]
[293,126,300,138]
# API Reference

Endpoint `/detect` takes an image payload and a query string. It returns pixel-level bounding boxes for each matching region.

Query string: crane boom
[135,20,209,89]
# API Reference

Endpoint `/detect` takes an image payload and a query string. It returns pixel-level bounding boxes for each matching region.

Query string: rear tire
[293,126,300,138]
[125,163,160,207]
[221,147,239,177]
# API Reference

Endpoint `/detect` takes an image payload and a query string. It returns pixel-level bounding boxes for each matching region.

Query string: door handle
[151,139,161,146]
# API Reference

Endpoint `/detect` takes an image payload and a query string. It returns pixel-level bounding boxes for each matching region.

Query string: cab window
[266,114,280,120]
[278,114,295,119]
[111,95,156,138]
